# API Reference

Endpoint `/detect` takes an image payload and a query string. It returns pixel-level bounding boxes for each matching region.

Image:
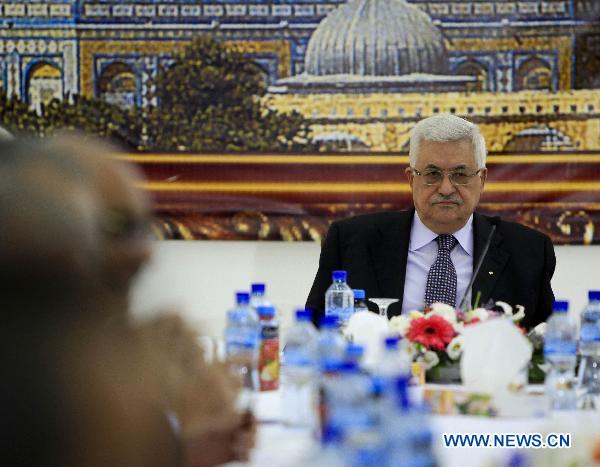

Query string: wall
[130,241,321,337]
[130,241,599,337]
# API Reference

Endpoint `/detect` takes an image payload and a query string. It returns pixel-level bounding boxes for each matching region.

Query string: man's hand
[183,410,257,467]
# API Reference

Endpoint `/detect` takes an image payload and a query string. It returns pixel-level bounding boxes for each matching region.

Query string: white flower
[408,310,424,320]
[428,302,458,324]
[465,307,490,322]
[495,301,513,316]
[531,322,546,337]
[511,304,526,322]
[405,341,419,358]
[419,350,440,370]
[389,315,411,336]
[495,301,526,322]
[447,336,463,360]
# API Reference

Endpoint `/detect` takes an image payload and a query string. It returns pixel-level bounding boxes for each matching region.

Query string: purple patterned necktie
[424,234,458,307]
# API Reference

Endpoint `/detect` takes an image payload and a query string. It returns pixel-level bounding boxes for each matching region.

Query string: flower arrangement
[388,301,525,382]
[526,322,547,384]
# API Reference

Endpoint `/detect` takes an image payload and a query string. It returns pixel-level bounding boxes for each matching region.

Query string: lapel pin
[488,271,494,275]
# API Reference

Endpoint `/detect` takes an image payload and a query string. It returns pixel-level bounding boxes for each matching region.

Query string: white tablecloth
[228,389,600,467]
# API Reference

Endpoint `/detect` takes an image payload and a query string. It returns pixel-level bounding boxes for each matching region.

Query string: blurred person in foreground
[0,138,175,467]
[134,313,257,466]
[48,134,154,312]
[306,114,555,329]
[52,133,257,464]
[43,133,256,466]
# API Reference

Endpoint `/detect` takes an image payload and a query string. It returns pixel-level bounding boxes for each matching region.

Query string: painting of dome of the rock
[1,0,600,243]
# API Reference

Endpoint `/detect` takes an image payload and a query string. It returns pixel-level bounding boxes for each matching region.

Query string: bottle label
[261,324,278,340]
[580,323,600,342]
[226,333,258,348]
[544,339,577,357]
[336,307,354,322]
[283,350,314,367]
[259,335,280,391]
[325,289,354,323]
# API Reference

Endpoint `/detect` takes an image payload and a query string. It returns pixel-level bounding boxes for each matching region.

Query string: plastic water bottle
[313,425,345,467]
[257,305,279,391]
[224,292,260,392]
[318,316,346,370]
[353,289,369,313]
[544,300,577,410]
[378,337,411,376]
[281,309,320,428]
[250,282,271,310]
[344,342,365,367]
[325,270,354,325]
[377,337,411,385]
[322,362,383,466]
[577,290,600,409]
[375,337,413,422]
[383,376,436,467]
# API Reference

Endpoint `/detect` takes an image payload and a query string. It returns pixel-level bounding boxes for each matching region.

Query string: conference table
[227,386,600,467]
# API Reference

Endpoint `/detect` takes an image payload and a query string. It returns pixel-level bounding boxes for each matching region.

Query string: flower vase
[426,361,462,384]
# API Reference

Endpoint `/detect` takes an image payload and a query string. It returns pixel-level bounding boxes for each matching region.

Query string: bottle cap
[553,300,569,312]
[236,292,250,305]
[257,305,275,317]
[251,283,265,295]
[332,270,347,282]
[320,315,339,328]
[321,425,342,445]
[370,376,383,397]
[589,291,600,301]
[353,289,366,299]
[321,360,343,373]
[394,375,411,411]
[384,336,399,349]
[295,308,312,321]
[339,361,359,372]
[345,343,364,359]
[507,453,527,467]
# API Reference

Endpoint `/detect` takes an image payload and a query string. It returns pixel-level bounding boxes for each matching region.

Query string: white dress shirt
[401,212,474,315]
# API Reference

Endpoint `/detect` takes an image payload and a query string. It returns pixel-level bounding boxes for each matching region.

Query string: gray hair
[409,114,487,169]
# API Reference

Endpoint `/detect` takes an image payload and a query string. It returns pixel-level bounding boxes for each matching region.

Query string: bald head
[0,139,103,317]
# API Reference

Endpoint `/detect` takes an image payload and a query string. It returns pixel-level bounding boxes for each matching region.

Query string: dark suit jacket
[306,209,556,330]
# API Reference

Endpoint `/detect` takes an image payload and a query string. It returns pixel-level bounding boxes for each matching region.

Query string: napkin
[460,317,532,395]
[344,311,389,371]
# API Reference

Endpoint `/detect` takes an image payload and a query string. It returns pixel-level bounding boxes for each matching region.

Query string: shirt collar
[410,212,474,256]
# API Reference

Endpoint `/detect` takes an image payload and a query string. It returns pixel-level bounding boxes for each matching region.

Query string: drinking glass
[368,298,399,319]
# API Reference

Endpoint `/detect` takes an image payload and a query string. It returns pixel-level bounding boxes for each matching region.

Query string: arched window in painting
[98,62,139,109]
[516,57,552,91]
[313,132,370,152]
[504,125,575,152]
[26,61,63,113]
[454,59,488,91]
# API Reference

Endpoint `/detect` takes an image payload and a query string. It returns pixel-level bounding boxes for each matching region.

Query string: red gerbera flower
[406,315,456,351]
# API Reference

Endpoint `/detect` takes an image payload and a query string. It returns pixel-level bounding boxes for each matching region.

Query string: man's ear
[479,167,488,190]
[405,166,414,188]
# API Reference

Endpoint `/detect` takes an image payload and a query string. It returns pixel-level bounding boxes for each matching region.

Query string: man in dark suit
[306,114,555,330]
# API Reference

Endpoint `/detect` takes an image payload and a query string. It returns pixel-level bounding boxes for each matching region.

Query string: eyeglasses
[411,167,483,186]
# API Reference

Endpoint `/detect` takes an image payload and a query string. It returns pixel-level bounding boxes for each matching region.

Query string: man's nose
[437,173,456,195]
